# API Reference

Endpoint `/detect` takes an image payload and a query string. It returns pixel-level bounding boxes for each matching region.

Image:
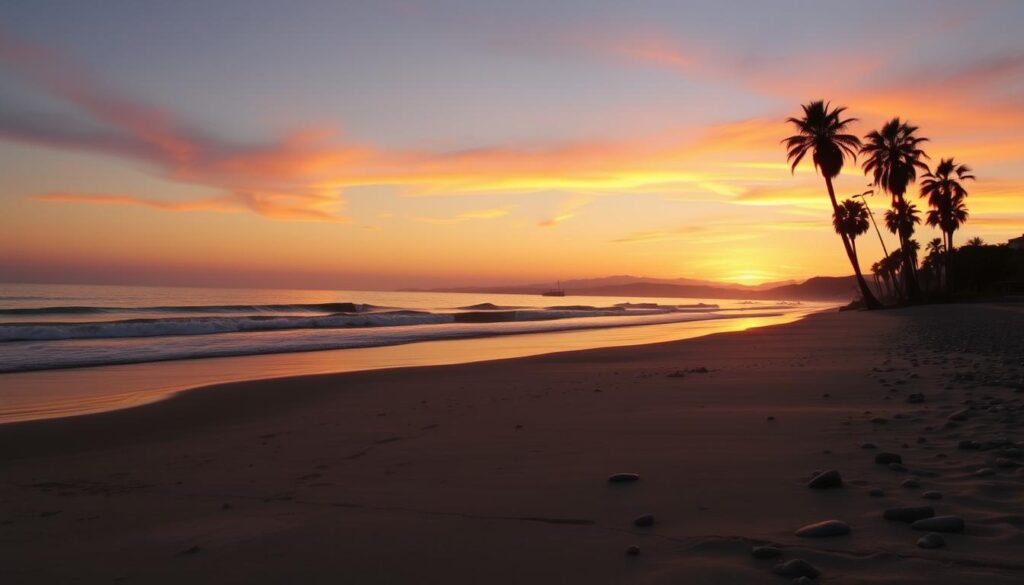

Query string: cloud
[414,205,515,224]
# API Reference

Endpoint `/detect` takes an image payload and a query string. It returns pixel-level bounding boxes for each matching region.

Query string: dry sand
[1,303,1022,583]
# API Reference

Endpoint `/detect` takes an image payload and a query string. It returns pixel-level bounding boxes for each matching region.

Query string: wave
[0,311,786,372]
[0,301,375,316]
[0,306,689,342]
[0,311,451,342]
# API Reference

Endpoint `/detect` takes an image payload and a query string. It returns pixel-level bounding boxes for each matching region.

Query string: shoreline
[2,303,1022,583]
[0,308,817,424]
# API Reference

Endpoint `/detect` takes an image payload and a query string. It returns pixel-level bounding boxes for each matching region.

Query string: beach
[2,303,1022,583]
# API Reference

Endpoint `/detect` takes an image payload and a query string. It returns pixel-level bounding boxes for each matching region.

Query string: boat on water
[541,281,566,297]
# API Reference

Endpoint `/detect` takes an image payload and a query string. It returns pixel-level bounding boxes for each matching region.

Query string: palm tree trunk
[945,230,953,293]
[894,193,923,302]
[824,176,883,309]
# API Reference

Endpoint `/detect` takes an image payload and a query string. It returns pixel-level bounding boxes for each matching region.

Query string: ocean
[0,282,828,422]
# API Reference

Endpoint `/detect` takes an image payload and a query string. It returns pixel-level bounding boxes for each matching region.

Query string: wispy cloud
[414,205,515,224]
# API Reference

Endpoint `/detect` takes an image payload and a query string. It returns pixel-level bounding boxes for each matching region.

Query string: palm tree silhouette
[921,158,974,290]
[833,198,870,260]
[784,101,882,308]
[861,118,929,301]
[966,236,985,246]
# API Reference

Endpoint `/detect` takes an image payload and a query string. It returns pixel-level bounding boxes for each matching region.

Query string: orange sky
[1,2,1022,289]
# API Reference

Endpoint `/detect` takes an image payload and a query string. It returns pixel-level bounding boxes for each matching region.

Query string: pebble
[906,393,925,404]
[626,545,640,556]
[608,473,640,483]
[773,559,821,579]
[795,519,850,538]
[911,515,964,533]
[901,478,921,488]
[884,506,935,522]
[633,514,655,527]
[807,469,842,489]
[948,408,970,421]
[875,452,902,465]
[975,468,996,477]
[917,532,946,549]
[922,490,943,500]
[751,545,782,559]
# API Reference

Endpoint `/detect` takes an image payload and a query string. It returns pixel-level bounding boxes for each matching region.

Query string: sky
[1,0,1022,289]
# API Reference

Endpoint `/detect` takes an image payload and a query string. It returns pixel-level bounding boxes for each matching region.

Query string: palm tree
[861,118,929,300]
[966,236,985,246]
[785,101,882,308]
[920,158,974,291]
[884,200,921,297]
[833,199,871,259]
[921,237,945,291]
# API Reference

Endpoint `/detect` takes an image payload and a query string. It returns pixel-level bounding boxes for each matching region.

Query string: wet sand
[1,303,1022,583]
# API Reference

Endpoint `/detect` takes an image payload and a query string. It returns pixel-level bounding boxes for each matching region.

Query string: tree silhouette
[921,158,974,291]
[861,118,929,301]
[784,101,882,308]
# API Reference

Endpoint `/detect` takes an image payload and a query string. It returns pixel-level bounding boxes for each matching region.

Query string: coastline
[0,308,817,424]
[2,303,1022,583]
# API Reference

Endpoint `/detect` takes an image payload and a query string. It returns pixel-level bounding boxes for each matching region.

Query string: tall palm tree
[861,118,929,300]
[884,200,921,297]
[784,101,882,308]
[920,158,974,290]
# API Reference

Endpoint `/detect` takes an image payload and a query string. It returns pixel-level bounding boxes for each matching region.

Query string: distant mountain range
[415,274,860,301]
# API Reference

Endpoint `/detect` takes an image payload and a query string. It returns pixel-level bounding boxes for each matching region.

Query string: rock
[608,473,640,483]
[861,442,878,449]
[996,457,1017,468]
[958,440,980,450]
[922,490,943,500]
[767,416,776,421]
[875,452,903,465]
[901,478,921,488]
[626,545,641,556]
[884,506,935,522]
[792,577,814,585]
[773,559,821,579]
[906,393,925,404]
[751,545,782,559]
[917,532,946,549]
[807,469,843,489]
[868,488,885,497]
[889,463,907,472]
[911,515,964,533]
[948,408,970,421]
[975,467,996,477]
[795,519,850,538]
[633,514,655,527]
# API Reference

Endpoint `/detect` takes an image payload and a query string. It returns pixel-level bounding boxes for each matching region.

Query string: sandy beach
[2,303,1023,584]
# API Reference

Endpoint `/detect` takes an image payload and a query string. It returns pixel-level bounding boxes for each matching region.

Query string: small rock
[911,515,964,533]
[884,506,934,522]
[767,416,776,421]
[922,490,943,500]
[875,452,903,465]
[958,440,979,450]
[901,478,921,488]
[917,532,946,549]
[633,514,655,527]
[906,393,925,404]
[795,519,850,538]
[861,442,878,449]
[751,545,782,559]
[807,469,843,489]
[608,473,640,483]
[889,463,907,472]
[975,467,996,477]
[948,408,970,421]
[773,559,821,579]
[626,545,640,556]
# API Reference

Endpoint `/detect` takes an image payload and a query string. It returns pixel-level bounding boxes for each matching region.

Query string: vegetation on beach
[785,100,1024,307]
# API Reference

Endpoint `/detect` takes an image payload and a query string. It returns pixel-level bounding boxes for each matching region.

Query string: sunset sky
[2,0,1022,289]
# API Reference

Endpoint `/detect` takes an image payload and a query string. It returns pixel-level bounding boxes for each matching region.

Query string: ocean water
[0,283,817,372]
[0,283,829,422]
